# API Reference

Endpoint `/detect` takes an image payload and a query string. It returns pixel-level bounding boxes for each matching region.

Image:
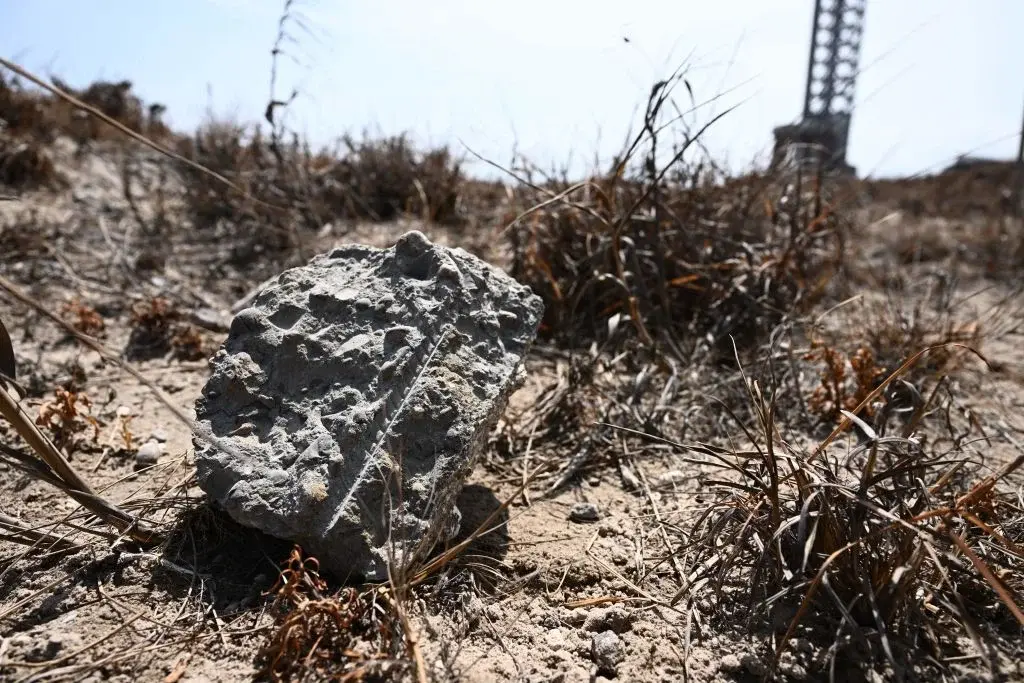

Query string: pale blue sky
[2,1,1022,178]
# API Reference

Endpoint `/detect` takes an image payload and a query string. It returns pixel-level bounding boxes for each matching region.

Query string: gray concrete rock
[194,231,543,580]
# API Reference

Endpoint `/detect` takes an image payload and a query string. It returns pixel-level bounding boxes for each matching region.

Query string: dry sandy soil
[1,139,1023,683]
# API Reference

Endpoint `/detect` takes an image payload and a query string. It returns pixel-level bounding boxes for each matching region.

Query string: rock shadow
[446,483,510,563]
[156,503,293,613]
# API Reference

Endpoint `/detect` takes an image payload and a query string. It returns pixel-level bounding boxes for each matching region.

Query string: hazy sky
[2,0,1022,178]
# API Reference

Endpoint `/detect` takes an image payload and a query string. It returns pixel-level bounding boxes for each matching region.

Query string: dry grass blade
[0,510,81,552]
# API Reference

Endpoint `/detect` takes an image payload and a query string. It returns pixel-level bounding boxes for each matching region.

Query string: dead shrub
[258,546,408,682]
[35,387,100,455]
[60,298,105,337]
[175,120,310,265]
[675,362,1024,677]
[1,73,158,145]
[74,79,145,134]
[321,133,463,223]
[176,123,465,270]
[507,157,845,361]
[0,139,60,189]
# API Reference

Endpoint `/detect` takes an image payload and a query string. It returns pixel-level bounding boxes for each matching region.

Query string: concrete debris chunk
[194,231,543,580]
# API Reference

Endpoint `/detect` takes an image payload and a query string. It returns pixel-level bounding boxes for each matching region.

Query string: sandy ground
[1,140,1023,683]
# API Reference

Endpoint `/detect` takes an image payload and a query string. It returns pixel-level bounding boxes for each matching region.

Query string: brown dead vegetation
[1,46,1023,683]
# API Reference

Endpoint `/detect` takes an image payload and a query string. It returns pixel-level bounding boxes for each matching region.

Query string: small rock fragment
[590,630,623,676]
[778,652,808,681]
[569,502,601,523]
[135,440,163,466]
[150,429,169,443]
[655,470,687,487]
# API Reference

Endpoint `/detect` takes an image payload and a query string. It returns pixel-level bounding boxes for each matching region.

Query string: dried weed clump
[805,341,886,421]
[258,546,409,682]
[803,276,993,425]
[678,357,1024,678]
[126,297,207,361]
[506,81,846,361]
[60,298,105,337]
[176,123,465,267]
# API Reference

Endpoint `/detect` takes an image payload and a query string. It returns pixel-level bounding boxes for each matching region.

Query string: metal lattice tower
[773,0,867,175]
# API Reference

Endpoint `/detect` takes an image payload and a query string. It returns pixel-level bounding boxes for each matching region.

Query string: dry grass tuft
[676,352,1024,677]
[175,123,465,268]
[506,80,846,361]
[327,132,464,224]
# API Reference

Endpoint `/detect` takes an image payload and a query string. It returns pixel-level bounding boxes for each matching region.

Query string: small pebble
[189,307,229,332]
[569,502,601,523]
[590,630,623,676]
[135,440,164,467]
[150,429,169,443]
